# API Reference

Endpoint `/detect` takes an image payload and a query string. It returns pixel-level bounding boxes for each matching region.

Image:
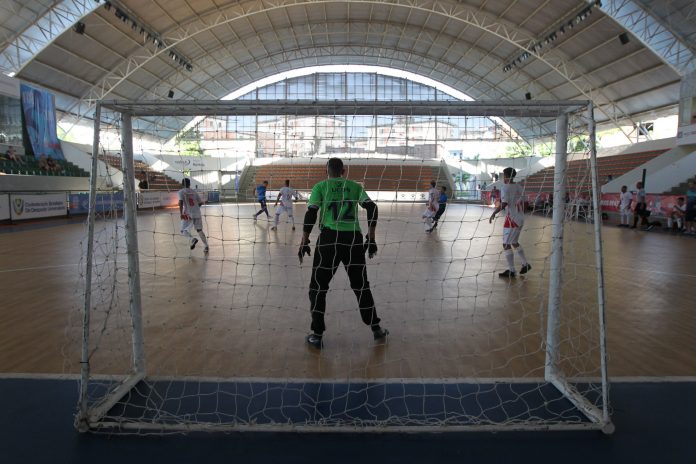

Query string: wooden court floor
[0,202,694,380]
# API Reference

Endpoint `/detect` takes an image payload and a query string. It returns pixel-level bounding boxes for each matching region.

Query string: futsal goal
[71,99,612,433]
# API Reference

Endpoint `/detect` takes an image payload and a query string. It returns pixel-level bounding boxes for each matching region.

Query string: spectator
[38,155,49,171]
[46,156,61,172]
[686,181,696,235]
[490,186,499,207]
[668,197,686,232]
[618,185,632,227]
[6,146,25,165]
[138,170,149,190]
[631,181,650,229]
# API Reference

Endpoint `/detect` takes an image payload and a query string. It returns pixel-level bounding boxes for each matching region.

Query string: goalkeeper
[298,157,388,349]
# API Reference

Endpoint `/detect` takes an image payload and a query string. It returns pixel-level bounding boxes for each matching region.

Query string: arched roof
[0,0,693,140]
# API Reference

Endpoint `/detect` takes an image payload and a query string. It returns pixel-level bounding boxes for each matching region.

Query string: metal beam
[100,99,588,118]
[598,0,695,75]
[0,0,100,75]
[56,0,638,143]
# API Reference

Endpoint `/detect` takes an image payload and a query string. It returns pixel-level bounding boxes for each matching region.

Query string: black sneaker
[498,270,516,278]
[372,327,389,341]
[190,238,198,250]
[520,263,532,275]
[306,333,323,349]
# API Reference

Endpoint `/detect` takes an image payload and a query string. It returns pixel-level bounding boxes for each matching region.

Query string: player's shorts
[276,205,293,216]
[502,226,522,245]
[181,217,203,232]
[619,206,631,215]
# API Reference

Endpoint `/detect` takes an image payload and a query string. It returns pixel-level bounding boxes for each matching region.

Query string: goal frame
[76,99,612,433]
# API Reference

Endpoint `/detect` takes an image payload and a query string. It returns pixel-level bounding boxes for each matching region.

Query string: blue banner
[69,192,124,214]
[20,84,64,160]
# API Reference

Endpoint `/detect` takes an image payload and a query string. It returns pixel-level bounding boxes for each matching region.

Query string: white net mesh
[68,100,610,433]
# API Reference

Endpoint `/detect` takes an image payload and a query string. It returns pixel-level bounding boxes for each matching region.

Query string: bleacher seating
[250,163,446,197]
[522,150,667,195]
[98,154,181,191]
[0,156,88,177]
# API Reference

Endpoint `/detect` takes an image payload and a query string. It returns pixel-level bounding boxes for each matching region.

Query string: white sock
[274,214,280,227]
[197,230,208,246]
[289,214,294,226]
[516,247,528,266]
[505,249,515,272]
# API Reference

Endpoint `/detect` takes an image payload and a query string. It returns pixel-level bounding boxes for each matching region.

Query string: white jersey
[278,186,297,207]
[501,182,525,228]
[178,188,202,218]
[619,191,633,209]
[673,203,686,214]
[428,187,439,208]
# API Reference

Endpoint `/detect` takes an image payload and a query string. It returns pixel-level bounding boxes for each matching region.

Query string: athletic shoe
[204,246,209,253]
[292,226,296,231]
[372,327,389,341]
[190,238,198,250]
[629,226,636,229]
[271,226,277,231]
[520,263,532,274]
[306,333,323,349]
[498,270,516,278]
[647,225,654,231]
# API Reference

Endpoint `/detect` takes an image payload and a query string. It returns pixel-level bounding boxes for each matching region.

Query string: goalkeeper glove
[298,237,311,263]
[364,235,378,259]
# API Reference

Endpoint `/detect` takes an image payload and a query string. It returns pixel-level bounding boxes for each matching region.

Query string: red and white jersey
[501,182,525,228]
[278,186,297,207]
[178,188,202,218]
[619,191,633,209]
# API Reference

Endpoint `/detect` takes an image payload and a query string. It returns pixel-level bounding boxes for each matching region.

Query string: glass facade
[195,72,516,159]
[0,95,23,146]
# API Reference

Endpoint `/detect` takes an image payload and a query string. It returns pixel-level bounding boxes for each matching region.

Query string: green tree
[175,128,204,156]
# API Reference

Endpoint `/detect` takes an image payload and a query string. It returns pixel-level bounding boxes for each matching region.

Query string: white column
[77,103,101,432]
[121,113,146,374]
[545,113,568,380]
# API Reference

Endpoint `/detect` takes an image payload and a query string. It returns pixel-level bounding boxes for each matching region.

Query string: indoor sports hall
[1,1,695,462]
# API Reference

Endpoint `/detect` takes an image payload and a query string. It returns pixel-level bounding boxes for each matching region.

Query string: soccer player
[423,180,439,231]
[178,178,209,253]
[430,185,448,231]
[272,179,299,231]
[489,167,531,278]
[253,180,270,221]
[631,181,649,229]
[618,185,632,227]
[298,157,388,349]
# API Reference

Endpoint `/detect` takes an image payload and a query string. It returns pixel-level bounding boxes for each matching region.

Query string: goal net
[68,99,611,433]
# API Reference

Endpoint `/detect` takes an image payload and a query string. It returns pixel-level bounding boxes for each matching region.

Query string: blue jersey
[439,192,448,204]
[256,184,267,201]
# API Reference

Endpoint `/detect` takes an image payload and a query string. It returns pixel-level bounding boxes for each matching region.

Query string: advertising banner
[0,194,10,220]
[601,193,684,217]
[10,193,66,220]
[138,191,162,209]
[69,192,125,215]
[20,84,64,160]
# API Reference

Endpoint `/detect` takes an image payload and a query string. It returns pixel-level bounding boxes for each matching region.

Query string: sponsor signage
[69,192,125,214]
[10,193,66,220]
[138,191,162,209]
[0,194,10,220]
[676,123,696,146]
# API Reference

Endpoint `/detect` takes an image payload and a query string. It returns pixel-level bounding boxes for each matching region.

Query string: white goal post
[73,99,612,433]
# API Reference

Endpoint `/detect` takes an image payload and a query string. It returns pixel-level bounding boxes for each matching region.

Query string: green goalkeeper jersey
[308,177,371,232]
